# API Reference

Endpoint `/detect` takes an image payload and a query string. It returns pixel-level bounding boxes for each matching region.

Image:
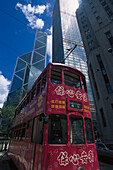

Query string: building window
[99,22,103,26]
[83,24,88,29]
[100,108,107,127]
[92,6,96,12]
[91,5,95,9]
[89,64,100,99]
[111,103,113,109]
[106,82,113,94]
[79,12,84,16]
[97,54,113,94]
[96,16,101,20]
[85,29,90,35]
[81,20,86,25]
[89,1,93,5]
[85,118,94,144]
[101,68,106,75]
[86,34,91,39]
[106,31,112,39]
[94,11,98,17]
[99,0,113,20]
[81,16,85,20]
[88,40,95,50]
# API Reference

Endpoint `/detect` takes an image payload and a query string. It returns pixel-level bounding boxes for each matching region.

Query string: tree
[12,94,20,107]
[0,106,15,134]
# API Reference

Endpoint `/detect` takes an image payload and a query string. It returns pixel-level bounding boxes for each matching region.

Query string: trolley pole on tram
[62,44,77,63]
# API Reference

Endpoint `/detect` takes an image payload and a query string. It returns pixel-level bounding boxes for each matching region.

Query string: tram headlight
[78,167,85,170]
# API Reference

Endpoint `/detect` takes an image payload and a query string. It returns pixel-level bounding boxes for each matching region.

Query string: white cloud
[35,5,46,14]
[47,34,52,62]
[45,3,52,16]
[46,26,52,62]
[0,72,11,108]
[16,3,50,29]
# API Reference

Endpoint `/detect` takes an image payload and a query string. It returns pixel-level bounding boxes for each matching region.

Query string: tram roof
[48,62,86,77]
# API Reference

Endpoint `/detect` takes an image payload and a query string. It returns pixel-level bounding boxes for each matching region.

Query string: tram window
[26,95,30,105]
[85,118,94,144]
[18,129,22,140]
[69,116,85,145]
[64,70,81,89]
[31,87,36,101]
[36,82,41,96]
[32,117,39,143]
[13,127,17,139]
[48,114,68,145]
[51,68,62,84]
[21,123,27,140]
[26,120,32,140]
[11,128,15,139]
[41,74,47,91]
[27,119,32,129]
[26,132,30,139]
[31,116,44,145]
[15,130,18,139]
[15,126,19,140]
[38,117,44,144]
[11,129,14,139]
[17,124,22,140]
[82,78,87,92]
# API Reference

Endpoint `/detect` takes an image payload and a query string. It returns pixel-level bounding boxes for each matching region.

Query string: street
[99,161,113,170]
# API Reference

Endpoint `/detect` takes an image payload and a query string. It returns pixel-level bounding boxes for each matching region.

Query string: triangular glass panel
[34,40,45,50]
[24,65,30,85]
[15,59,26,72]
[35,46,46,57]
[19,52,32,64]
[27,66,42,89]
[32,52,44,64]
[10,75,23,92]
[15,69,25,80]
[32,60,45,72]
[36,35,47,44]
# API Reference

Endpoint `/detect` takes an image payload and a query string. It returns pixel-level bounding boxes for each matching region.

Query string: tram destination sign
[69,100,82,110]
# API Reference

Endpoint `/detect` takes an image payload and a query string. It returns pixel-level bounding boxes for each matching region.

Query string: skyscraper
[76,0,113,145]
[7,31,47,105]
[52,0,97,129]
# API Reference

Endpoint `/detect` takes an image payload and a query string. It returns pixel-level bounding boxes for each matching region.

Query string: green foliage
[0,106,15,134]
[12,94,20,107]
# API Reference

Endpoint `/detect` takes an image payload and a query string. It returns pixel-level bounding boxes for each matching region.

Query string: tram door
[32,115,44,170]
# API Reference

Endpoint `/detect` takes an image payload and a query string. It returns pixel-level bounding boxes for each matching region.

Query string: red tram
[8,63,99,170]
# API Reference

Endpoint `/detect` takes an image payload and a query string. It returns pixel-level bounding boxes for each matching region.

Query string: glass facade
[28,31,47,89]
[8,31,47,104]
[52,0,96,119]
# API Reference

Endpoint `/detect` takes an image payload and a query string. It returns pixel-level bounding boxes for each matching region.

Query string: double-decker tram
[8,63,99,170]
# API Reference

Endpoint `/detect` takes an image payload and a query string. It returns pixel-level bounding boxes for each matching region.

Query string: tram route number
[69,100,82,110]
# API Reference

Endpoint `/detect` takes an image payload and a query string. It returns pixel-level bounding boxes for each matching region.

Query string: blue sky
[0,0,79,107]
